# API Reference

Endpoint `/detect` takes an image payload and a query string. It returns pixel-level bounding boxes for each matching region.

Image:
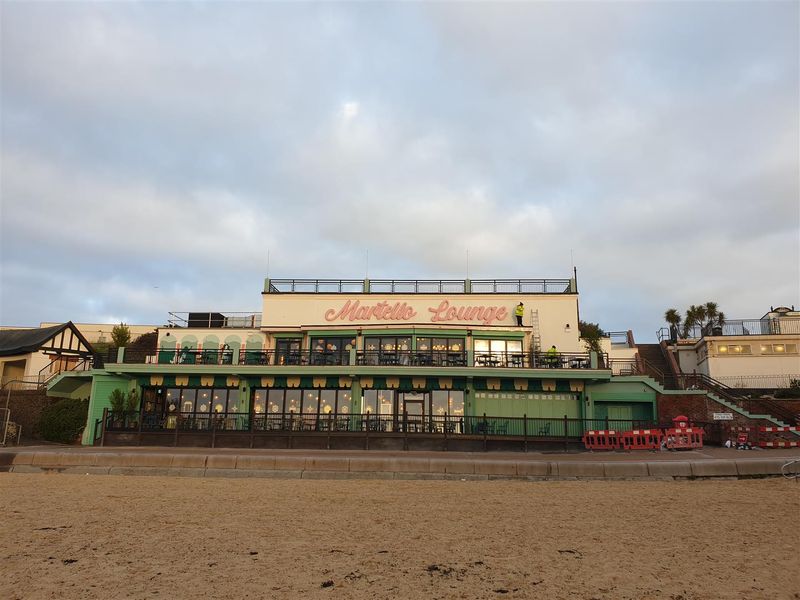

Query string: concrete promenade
[2,445,799,480]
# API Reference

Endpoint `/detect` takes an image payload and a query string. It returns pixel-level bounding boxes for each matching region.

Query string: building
[659,306,800,390]
[0,322,94,389]
[47,277,797,449]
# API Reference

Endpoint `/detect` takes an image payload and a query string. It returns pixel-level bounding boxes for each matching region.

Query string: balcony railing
[658,317,800,342]
[106,347,602,370]
[266,278,575,294]
[166,312,262,329]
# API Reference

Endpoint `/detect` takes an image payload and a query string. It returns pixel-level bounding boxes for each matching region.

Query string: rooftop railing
[265,278,576,294]
[657,317,800,342]
[167,312,262,329]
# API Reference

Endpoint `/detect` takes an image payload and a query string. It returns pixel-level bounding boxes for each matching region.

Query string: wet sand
[1,474,798,600]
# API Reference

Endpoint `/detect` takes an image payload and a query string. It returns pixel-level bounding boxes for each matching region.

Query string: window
[310,336,356,365]
[363,336,411,353]
[760,344,798,354]
[718,345,751,355]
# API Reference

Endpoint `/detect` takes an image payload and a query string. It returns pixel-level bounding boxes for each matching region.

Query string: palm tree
[683,305,706,338]
[664,308,681,340]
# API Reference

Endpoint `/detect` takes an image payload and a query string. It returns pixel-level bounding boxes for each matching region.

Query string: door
[398,392,426,432]
[276,339,302,365]
[607,405,633,430]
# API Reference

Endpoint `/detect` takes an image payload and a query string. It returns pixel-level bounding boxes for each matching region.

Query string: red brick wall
[658,393,797,444]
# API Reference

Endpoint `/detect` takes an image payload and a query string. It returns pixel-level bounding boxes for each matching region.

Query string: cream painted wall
[156,328,266,350]
[262,293,582,351]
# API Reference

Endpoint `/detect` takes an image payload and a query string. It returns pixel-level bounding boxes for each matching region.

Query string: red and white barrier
[664,427,704,450]
[759,426,798,433]
[582,430,621,451]
[759,441,800,448]
[619,429,663,451]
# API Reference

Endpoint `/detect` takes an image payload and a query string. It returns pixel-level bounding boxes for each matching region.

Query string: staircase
[637,343,674,379]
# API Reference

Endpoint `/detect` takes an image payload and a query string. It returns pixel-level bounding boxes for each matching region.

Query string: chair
[537,422,551,436]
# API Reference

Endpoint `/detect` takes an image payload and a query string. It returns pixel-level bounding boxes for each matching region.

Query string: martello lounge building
[52,277,659,451]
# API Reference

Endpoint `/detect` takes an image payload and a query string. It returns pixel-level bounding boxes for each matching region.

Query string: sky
[1,1,798,341]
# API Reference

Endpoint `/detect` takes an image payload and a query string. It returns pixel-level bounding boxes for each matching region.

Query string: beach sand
[1,474,798,600]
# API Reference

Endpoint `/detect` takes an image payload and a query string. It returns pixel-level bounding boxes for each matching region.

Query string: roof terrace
[264,278,577,294]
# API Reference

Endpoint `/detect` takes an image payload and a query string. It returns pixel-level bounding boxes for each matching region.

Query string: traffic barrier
[582,430,621,451]
[664,427,704,450]
[759,441,800,448]
[619,429,663,451]
[759,426,798,433]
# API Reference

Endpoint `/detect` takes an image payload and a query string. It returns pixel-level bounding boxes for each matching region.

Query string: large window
[415,337,466,366]
[310,336,356,365]
[474,339,524,366]
[154,387,244,431]
[260,388,352,415]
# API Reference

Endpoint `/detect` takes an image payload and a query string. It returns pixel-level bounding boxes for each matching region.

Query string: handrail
[265,278,574,294]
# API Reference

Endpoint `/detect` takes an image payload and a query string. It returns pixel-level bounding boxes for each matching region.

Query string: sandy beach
[1,474,798,600]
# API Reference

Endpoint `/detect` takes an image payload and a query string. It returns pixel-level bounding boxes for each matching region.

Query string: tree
[578,320,606,354]
[664,308,681,342]
[129,331,158,352]
[111,323,131,347]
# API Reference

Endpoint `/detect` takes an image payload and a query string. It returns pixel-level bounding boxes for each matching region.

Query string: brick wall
[658,393,797,444]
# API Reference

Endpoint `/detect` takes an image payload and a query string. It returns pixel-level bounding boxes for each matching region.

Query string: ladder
[530,309,542,354]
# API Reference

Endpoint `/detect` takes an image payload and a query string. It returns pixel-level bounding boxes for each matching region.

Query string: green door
[607,405,633,430]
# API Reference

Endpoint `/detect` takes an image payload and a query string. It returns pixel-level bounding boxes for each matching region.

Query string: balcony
[104,347,601,370]
[167,311,262,328]
[658,317,800,342]
[265,278,576,294]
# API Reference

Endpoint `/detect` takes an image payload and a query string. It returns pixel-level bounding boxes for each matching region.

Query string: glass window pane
[320,390,336,414]
[165,389,180,413]
[254,390,266,414]
[285,390,301,413]
[338,390,352,414]
[448,339,463,352]
[398,338,411,351]
[303,390,319,414]
[181,389,197,413]
[377,390,393,415]
[490,340,505,353]
[197,389,212,413]
[474,339,489,353]
[432,338,447,352]
[508,340,523,353]
[363,390,377,414]
[268,390,284,413]
[432,391,449,415]
[449,391,465,416]
[212,389,226,414]
[227,389,240,412]
[416,338,431,351]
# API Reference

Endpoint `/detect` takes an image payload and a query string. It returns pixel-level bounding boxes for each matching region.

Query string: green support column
[589,351,598,369]
[263,278,271,292]
[350,378,362,431]
[465,378,475,417]
[117,347,125,363]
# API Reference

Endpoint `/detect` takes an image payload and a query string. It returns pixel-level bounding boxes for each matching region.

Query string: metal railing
[104,347,602,369]
[266,278,575,294]
[658,317,800,342]
[102,410,655,440]
[166,312,262,328]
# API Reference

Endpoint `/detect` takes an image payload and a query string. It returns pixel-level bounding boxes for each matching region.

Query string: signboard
[712,413,734,421]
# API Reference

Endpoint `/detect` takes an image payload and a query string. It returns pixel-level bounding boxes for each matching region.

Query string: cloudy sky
[1,1,798,340]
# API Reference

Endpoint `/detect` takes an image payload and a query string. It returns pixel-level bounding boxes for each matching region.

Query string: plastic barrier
[582,430,621,451]
[664,427,704,450]
[759,426,798,433]
[619,429,663,451]
[759,441,800,448]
